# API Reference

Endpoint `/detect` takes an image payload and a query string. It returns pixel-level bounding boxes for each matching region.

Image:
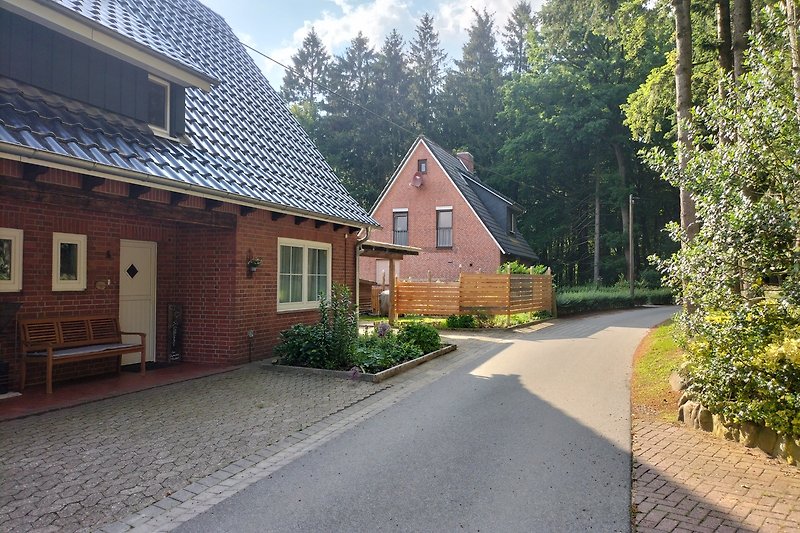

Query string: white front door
[119,240,156,365]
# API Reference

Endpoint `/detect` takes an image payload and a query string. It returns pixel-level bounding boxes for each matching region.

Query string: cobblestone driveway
[0,364,389,532]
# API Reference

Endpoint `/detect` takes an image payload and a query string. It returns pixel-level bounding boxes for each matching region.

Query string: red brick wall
[0,160,361,389]
[233,213,358,364]
[360,141,501,282]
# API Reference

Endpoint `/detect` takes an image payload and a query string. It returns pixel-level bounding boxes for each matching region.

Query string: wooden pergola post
[389,259,397,325]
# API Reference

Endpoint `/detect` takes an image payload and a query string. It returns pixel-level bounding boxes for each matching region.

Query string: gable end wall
[361,143,500,282]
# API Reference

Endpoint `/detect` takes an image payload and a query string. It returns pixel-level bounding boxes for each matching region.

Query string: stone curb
[264,343,458,383]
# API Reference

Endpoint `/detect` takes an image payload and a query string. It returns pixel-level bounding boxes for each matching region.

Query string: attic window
[147,75,170,136]
[417,159,427,173]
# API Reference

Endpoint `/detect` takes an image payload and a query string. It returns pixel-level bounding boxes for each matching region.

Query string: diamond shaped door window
[126,264,139,279]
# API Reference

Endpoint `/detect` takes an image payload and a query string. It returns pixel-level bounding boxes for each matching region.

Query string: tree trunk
[732,0,752,80]
[675,0,698,311]
[784,0,800,268]
[612,142,632,282]
[718,0,734,92]
[594,176,601,287]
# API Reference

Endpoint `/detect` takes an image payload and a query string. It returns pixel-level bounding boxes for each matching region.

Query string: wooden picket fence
[383,273,553,318]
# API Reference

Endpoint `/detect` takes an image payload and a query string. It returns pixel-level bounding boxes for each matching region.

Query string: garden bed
[266,343,457,383]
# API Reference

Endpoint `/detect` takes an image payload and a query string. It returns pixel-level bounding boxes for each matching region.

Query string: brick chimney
[457,151,474,173]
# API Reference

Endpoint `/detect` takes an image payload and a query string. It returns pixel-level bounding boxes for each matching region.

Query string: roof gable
[0,0,376,227]
[420,137,538,262]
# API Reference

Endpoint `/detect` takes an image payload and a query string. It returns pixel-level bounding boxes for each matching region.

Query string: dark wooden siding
[0,8,185,135]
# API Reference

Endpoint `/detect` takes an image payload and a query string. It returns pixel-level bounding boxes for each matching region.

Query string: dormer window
[417,159,427,173]
[147,74,170,136]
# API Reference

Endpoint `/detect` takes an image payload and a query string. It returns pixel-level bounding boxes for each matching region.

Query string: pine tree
[441,8,503,170]
[280,28,330,107]
[503,1,534,75]
[408,13,447,137]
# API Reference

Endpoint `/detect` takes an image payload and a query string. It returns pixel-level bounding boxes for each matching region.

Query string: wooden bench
[20,316,146,394]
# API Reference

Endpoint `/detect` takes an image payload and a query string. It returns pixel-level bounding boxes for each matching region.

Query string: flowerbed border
[265,344,457,383]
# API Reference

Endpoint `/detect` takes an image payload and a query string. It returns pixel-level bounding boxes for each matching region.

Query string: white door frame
[119,239,157,364]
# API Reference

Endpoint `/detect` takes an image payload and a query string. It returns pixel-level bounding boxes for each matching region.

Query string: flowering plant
[247,257,263,268]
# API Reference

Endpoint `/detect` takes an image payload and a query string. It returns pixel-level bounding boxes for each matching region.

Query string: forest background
[278,0,681,288]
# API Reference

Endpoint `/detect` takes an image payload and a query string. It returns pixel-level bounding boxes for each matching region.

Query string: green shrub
[556,286,673,315]
[498,261,548,274]
[398,322,441,354]
[445,314,477,328]
[319,284,358,369]
[682,303,800,438]
[352,333,422,373]
[273,283,358,370]
[272,323,327,368]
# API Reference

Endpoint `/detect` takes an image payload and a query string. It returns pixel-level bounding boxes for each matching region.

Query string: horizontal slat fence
[392,273,553,318]
[393,281,460,316]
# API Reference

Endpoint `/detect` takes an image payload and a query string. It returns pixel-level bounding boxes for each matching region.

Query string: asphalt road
[177,306,676,533]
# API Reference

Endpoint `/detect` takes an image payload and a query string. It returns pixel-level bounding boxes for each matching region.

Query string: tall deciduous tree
[674,0,698,245]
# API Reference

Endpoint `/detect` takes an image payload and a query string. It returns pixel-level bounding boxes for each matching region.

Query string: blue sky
[199,0,545,88]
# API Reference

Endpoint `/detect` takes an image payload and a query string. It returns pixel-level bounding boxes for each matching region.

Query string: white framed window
[393,211,408,246]
[52,233,87,291]
[278,238,331,311]
[147,74,170,136]
[436,207,453,248]
[0,228,23,292]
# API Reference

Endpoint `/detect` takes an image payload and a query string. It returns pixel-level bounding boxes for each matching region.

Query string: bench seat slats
[26,343,142,358]
[20,316,146,394]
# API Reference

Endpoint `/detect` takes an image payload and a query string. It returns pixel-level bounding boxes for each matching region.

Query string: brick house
[360,136,537,283]
[0,0,377,391]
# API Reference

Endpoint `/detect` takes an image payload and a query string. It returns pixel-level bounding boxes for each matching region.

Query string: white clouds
[256,0,547,87]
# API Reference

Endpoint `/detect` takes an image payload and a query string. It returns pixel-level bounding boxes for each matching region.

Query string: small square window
[418,159,427,173]
[53,233,87,291]
[0,228,23,292]
[147,75,170,136]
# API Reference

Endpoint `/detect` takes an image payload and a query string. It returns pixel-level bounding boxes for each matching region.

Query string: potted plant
[247,257,262,273]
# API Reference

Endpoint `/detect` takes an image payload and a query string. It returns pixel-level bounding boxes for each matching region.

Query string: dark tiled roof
[422,137,538,262]
[0,0,376,227]
[49,0,210,78]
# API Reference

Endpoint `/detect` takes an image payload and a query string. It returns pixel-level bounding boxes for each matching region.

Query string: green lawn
[631,320,684,421]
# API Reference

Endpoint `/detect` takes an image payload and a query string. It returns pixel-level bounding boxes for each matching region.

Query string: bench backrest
[20,316,122,352]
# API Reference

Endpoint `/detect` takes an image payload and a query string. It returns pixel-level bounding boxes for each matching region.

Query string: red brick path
[632,418,800,532]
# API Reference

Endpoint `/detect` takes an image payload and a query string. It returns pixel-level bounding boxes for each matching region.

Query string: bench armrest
[119,331,147,345]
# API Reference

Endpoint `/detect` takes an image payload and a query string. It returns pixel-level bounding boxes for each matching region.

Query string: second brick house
[360,136,537,284]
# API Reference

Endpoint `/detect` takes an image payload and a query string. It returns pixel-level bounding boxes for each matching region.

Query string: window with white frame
[0,228,23,292]
[436,207,453,248]
[147,74,170,136]
[52,232,87,291]
[278,238,331,311]
[393,210,408,246]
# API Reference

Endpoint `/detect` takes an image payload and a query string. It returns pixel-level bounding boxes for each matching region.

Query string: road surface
[177,306,676,532]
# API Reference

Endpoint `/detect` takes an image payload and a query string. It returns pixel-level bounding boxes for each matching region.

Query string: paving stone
[633,418,800,533]
[0,360,392,532]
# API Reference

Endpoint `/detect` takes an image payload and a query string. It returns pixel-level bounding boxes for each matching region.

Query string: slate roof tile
[422,136,538,262]
[0,0,376,227]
